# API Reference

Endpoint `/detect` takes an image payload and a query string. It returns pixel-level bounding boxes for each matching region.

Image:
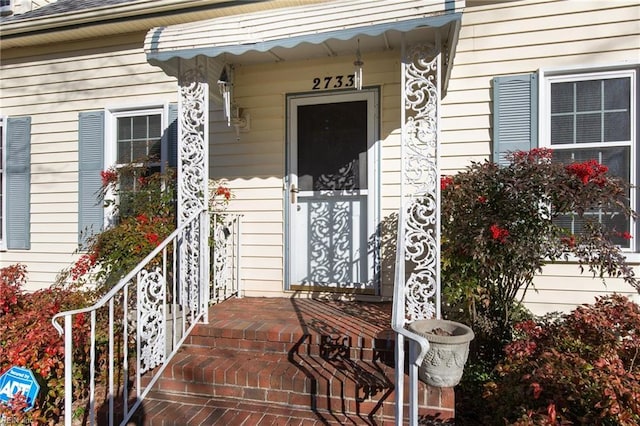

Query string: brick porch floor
[129,297,454,425]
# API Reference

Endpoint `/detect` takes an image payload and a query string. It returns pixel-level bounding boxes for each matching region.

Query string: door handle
[290,183,299,204]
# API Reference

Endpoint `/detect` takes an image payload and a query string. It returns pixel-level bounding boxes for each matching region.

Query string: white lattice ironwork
[211,213,242,302]
[178,58,209,224]
[137,268,166,374]
[178,58,210,322]
[402,43,441,322]
[391,40,442,426]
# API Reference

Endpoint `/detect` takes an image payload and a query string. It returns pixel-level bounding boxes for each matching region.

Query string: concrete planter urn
[407,319,475,387]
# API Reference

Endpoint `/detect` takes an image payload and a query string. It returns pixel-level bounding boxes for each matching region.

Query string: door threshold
[289,284,376,296]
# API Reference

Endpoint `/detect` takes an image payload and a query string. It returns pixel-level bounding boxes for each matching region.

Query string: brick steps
[152,349,395,416]
[140,393,379,425]
[135,298,455,424]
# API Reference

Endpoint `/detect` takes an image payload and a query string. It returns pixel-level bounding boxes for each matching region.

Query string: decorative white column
[178,56,210,223]
[177,56,210,319]
[392,40,442,426]
[400,43,441,322]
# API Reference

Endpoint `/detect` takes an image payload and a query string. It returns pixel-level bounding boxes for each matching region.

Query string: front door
[286,90,379,293]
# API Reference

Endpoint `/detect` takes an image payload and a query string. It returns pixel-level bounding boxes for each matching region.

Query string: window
[542,69,637,250]
[78,105,176,245]
[109,108,165,215]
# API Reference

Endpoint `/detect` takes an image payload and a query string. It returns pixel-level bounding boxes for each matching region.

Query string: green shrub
[483,294,640,425]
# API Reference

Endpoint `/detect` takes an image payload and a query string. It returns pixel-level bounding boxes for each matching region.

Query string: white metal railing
[210,212,243,303]
[52,208,242,425]
[391,201,431,425]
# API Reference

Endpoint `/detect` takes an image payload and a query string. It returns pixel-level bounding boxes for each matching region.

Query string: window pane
[132,141,147,162]
[551,115,574,144]
[604,78,630,110]
[132,116,148,140]
[116,114,162,165]
[551,82,574,113]
[576,80,601,112]
[576,113,601,143]
[604,111,630,142]
[117,141,131,164]
[117,117,131,140]
[148,115,162,138]
[552,76,633,146]
[148,139,161,161]
[605,212,632,247]
[119,172,134,192]
[552,146,631,249]
[553,146,629,180]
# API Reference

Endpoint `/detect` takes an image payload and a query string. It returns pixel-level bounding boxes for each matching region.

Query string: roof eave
[1,0,230,34]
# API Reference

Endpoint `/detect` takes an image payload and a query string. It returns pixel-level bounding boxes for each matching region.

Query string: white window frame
[540,65,638,259]
[0,116,6,251]
[106,105,168,169]
[104,104,169,224]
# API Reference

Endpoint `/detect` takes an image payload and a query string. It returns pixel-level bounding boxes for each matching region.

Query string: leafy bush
[482,294,640,425]
[0,265,94,424]
[69,165,177,292]
[441,148,638,356]
[70,165,232,294]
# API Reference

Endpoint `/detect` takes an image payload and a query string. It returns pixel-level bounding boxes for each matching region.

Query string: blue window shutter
[167,103,178,168]
[78,111,105,247]
[492,73,538,165]
[6,116,31,250]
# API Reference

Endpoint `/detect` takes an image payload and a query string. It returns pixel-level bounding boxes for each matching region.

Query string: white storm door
[287,90,378,293]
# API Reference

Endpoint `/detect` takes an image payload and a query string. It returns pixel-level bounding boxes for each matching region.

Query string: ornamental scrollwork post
[178,57,209,224]
[137,268,166,373]
[177,57,210,318]
[401,44,441,321]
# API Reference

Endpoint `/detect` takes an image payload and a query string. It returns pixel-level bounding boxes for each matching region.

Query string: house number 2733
[312,75,355,90]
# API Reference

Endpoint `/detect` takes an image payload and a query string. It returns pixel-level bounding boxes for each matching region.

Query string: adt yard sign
[0,366,40,411]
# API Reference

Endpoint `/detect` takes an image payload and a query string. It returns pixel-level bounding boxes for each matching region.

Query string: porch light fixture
[217,65,232,125]
[354,39,364,90]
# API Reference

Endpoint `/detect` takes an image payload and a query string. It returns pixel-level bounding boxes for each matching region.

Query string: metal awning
[144,0,464,85]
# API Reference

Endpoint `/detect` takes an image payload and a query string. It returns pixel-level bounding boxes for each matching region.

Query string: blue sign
[0,366,40,411]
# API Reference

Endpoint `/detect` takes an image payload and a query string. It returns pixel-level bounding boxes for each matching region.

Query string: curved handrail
[390,203,430,365]
[391,202,431,426]
[52,207,207,335]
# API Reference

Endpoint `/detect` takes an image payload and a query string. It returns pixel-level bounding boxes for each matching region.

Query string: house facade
[1,0,638,315]
[443,0,640,314]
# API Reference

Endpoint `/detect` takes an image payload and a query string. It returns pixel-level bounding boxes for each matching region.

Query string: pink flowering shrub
[441,148,638,349]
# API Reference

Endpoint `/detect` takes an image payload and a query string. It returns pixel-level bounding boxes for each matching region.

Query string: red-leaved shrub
[0,264,93,424]
[483,294,640,425]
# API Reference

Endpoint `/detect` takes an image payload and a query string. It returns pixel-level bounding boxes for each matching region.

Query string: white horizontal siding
[442,0,640,312]
[0,33,178,291]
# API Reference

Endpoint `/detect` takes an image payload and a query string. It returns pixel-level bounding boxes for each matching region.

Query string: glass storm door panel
[287,91,378,293]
